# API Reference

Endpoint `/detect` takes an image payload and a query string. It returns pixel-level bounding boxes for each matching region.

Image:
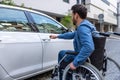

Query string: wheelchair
[51,34,120,80]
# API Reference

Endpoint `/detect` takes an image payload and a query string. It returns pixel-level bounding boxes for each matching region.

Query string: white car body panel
[0,32,43,78]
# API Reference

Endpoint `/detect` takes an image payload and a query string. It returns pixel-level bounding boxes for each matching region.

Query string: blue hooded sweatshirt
[58,19,98,67]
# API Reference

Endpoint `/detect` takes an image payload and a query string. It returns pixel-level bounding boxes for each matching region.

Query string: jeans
[58,50,76,80]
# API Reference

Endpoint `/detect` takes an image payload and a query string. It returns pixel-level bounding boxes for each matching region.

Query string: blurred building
[12,0,117,32]
[117,1,120,32]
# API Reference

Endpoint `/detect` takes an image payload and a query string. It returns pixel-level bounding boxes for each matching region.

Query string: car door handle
[42,39,51,42]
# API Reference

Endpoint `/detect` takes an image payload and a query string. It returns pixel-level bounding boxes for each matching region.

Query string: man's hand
[49,35,58,39]
[70,62,76,70]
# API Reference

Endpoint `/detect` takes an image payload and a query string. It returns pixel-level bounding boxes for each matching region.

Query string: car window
[0,8,32,32]
[30,13,63,34]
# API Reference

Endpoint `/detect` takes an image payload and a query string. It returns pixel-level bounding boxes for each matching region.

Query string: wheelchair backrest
[90,36,106,70]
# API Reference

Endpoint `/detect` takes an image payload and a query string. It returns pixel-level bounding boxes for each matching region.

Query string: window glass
[101,0,110,5]
[0,8,32,32]
[30,13,64,34]
[76,0,80,4]
[81,0,85,5]
[63,0,69,3]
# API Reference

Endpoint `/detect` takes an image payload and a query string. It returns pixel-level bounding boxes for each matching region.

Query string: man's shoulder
[80,20,95,29]
[80,20,93,26]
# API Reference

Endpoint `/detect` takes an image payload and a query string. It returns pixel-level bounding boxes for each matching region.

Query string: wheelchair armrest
[65,51,78,55]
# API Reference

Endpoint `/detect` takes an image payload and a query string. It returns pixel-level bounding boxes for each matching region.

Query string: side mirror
[61,27,71,33]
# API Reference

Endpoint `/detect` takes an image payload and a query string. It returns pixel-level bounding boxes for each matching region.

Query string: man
[50,4,97,76]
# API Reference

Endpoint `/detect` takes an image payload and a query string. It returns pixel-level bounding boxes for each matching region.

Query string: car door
[0,8,42,78]
[30,12,74,69]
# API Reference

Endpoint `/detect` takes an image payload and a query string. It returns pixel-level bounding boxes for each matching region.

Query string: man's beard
[73,19,77,25]
[72,19,77,29]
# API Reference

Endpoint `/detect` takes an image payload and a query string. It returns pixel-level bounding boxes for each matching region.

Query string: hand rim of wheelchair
[62,62,104,80]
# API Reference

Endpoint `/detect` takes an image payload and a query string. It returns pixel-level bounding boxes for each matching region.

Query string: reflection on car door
[30,13,73,69]
[0,8,43,78]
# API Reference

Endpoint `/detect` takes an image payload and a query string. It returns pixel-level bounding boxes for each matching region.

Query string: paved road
[104,38,120,80]
[27,38,120,80]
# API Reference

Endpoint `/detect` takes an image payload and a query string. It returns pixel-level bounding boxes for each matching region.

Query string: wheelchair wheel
[104,57,120,80]
[62,62,103,80]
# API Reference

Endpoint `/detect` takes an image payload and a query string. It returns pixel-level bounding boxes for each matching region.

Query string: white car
[0,4,73,80]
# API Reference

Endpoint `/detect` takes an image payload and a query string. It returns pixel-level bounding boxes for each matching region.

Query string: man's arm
[50,32,75,39]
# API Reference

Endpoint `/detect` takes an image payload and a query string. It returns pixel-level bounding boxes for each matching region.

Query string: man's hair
[71,4,87,19]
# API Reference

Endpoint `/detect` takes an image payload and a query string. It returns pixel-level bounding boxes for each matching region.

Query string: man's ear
[74,13,77,19]
[76,13,79,20]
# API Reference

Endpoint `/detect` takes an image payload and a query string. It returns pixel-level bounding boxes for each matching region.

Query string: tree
[0,0,15,6]
[60,14,74,30]
[20,3,25,8]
